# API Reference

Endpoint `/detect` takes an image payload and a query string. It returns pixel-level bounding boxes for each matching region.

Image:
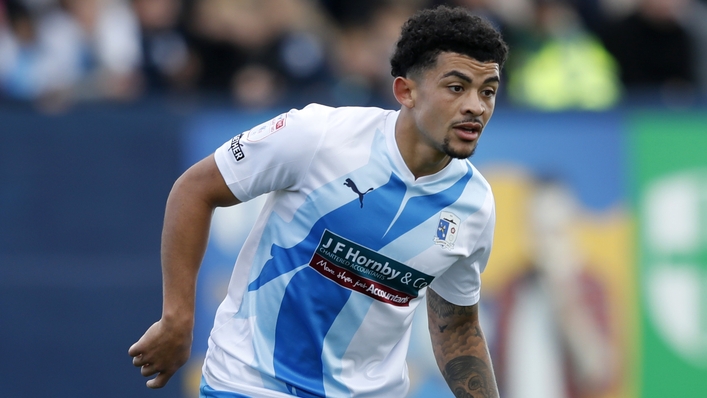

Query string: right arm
[128,153,239,388]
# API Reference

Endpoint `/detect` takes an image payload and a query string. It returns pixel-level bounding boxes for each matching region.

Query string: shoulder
[286,104,391,127]
[286,103,334,123]
[328,105,393,125]
[291,103,389,116]
[295,105,395,149]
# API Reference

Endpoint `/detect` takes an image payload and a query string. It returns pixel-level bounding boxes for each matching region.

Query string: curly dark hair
[390,6,509,78]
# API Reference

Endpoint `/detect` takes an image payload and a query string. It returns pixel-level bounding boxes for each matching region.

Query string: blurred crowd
[1,0,706,112]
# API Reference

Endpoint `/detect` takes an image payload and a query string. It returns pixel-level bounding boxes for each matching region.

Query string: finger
[146,371,173,389]
[129,322,157,356]
[132,354,147,367]
[141,363,159,377]
[128,341,142,357]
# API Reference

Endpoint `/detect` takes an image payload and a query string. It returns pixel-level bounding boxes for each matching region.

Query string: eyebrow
[442,70,500,85]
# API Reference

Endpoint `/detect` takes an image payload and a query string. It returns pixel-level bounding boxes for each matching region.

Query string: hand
[128,318,193,388]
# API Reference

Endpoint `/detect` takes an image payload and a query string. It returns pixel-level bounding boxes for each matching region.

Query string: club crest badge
[434,211,460,249]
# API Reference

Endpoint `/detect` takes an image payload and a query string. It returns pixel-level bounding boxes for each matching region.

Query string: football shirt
[204,104,495,397]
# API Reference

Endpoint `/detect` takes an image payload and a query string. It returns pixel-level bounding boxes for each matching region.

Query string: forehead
[427,52,500,81]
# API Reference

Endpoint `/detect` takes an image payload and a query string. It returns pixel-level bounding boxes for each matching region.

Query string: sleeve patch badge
[434,211,460,250]
[229,133,245,161]
[246,113,288,142]
[271,113,287,132]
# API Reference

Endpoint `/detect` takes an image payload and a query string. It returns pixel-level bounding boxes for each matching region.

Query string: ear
[392,76,416,109]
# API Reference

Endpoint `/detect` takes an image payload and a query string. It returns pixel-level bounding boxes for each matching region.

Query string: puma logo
[344,178,373,208]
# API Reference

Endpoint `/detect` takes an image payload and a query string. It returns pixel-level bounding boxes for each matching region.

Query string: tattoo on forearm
[444,356,492,398]
[427,289,499,397]
[428,289,457,318]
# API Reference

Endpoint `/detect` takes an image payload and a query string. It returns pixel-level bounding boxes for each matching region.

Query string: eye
[449,85,464,93]
[481,88,496,98]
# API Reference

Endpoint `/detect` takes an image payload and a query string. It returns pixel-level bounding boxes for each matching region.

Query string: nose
[462,92,485,116]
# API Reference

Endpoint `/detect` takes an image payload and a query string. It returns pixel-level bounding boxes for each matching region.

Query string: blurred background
[0,0,705,397]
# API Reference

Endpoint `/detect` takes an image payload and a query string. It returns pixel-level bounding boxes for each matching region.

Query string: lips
[452,122,482,141]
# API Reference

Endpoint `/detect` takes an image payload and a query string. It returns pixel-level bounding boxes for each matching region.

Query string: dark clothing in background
[600,13,695,88]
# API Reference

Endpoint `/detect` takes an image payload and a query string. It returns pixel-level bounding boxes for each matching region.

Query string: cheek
[414,93,452,133]
[415,105,439,131]
[425,101,451,123]
[484,98,496,116]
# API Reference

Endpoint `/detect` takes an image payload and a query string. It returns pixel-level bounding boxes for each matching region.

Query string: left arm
[427,287,499,398]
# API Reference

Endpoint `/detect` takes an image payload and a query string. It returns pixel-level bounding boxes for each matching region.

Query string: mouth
[452,121,483,141]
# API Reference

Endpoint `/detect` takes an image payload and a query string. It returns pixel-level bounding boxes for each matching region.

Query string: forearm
[160,175,213,324]
[159,155,238,325]
[427,288,499,398]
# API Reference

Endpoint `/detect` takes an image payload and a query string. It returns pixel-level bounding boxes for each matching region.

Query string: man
[129,6,508,397]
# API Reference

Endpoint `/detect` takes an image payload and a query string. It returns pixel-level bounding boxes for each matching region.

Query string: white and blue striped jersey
[203,104,495,397]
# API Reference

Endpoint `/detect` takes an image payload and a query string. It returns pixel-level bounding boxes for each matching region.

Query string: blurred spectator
[318,0,381,27]
[504,0,621,110]
[428,0,508,31]
[0,0,77,104]
[322,0,422,107]
[56,0,142,101]
[183,0,330,109]
[599,0,697,98]
[2,0,705,109]
[679,0,707,95]
[132,0,198,95]
[0,0,43,100]
[493,178,618,398]
[564,0,605,35]
[0,0,144,109]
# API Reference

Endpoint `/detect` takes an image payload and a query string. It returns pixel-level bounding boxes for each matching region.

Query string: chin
[443,139,477,159]
[446,146,476,159]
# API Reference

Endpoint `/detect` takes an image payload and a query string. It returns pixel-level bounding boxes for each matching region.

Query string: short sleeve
[214,104,330,202]
[429,199,496,306]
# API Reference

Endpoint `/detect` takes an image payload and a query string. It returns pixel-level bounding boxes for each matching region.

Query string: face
[408,52,500,159]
